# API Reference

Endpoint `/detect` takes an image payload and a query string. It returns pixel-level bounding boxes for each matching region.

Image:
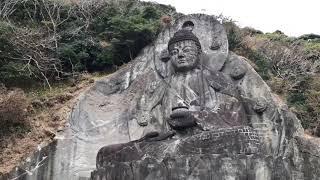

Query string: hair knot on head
[168,29,201,51]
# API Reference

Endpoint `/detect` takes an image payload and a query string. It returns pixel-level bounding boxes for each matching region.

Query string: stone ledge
[91,153,320,180]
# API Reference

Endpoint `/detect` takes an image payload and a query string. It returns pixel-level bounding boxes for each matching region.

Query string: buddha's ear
[160,49,170,62]
[200,52,227,72]
[154,49,171,80]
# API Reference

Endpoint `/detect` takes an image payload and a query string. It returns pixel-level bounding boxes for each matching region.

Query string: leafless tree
[258,41,313,91]
[0,0,19,20]
[40,0,74,49]
[1,0,80,88]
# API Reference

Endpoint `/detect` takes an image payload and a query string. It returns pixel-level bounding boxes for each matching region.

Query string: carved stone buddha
[89,16,309,180]
[93,27,261,170]
[162,28,248,132]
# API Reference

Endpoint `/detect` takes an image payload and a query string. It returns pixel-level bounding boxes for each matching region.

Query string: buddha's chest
[169,72,204,101]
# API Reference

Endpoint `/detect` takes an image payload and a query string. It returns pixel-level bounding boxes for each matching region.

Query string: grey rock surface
[2,14,319,180]
[91,153,320,180]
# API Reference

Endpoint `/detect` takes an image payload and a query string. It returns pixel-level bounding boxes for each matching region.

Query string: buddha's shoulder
[201,69,240,98]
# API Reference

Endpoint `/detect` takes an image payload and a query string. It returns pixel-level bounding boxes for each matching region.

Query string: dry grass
[0,74,96,175]
[0,87,29,126]
[226,24,320,136]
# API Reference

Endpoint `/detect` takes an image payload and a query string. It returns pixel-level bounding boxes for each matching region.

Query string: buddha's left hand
[168,109,197,130]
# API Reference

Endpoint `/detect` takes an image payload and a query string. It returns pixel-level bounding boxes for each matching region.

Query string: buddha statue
[83,16,307,180]
[94,28,262,170]
[162,28,248,132]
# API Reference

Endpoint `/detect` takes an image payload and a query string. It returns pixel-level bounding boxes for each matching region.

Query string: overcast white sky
[143,0,320,37]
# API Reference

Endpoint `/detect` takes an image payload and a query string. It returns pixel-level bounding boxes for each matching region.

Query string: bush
[285,76,310,105]
[223,21,243,51]
[0,21,15,59]
[303,41,320,54]
[256,32,295,44]
[242,27,263,36]
[0,86,29,127]
[303,76,320,135]
[269,76,290,95]
[216,14,320,136]
[246,50,271,80]
[90,4,162,67]
[0,61,37,87]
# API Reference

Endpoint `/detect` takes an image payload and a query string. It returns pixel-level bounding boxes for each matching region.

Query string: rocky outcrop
[89,14,319,180]
[91,152,320,180]
[2,14,320,180]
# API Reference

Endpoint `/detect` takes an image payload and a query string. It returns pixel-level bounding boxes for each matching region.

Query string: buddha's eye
[183,47,192,53]
[170,49,178,55]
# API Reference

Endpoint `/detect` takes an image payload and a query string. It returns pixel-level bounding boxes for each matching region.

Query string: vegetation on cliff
[0,0,175,88]
[0,0,320,175]
[0,0,175,144]
[0,0,176,174]
[223,18,320,136]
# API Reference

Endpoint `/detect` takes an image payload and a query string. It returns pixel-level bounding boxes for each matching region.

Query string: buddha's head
[168,29,202,72]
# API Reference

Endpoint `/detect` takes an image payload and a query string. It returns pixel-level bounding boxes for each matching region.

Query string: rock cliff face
[89,14,320,180]
[2,14,320,180]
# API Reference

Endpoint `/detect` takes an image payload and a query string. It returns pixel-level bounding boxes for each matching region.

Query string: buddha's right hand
[168,108,197,130]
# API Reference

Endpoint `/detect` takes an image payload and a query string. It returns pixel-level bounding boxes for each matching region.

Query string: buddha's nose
[178,51,185,58]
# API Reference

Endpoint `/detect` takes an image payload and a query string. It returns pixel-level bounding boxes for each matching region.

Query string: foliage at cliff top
[0,0,176,88]
[223,18,320,136]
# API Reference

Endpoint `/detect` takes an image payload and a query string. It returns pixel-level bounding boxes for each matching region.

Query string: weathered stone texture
[88,14,319,180]
[91,152,320,180]
[2,14,320,180]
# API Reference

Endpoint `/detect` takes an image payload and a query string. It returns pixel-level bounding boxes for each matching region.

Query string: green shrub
[143,6,161,19]
[247,50,271,80]
[287,76,310,106]
[0,62,38,86]
[0,21,13,34]
[223,21,243,51]
[0,0,175,87]
[91,4,162,67]
[269,76,290,95]
[256,32,295,44]
[242,27,263,36]
[0,21,15,58]
[303,41,320,54]
[288,92,307,106]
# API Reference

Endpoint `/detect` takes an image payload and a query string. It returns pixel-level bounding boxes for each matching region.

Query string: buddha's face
[169,40,200,72]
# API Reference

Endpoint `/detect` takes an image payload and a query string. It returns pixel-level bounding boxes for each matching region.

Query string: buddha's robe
[162,67,248,130]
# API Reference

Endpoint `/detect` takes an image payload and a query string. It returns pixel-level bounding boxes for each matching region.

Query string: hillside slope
[0,0,320,176]
[223,21,320,135]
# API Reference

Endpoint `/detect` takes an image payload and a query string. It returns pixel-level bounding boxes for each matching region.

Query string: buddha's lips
[172,106,189,111]
[178,59,187,64]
